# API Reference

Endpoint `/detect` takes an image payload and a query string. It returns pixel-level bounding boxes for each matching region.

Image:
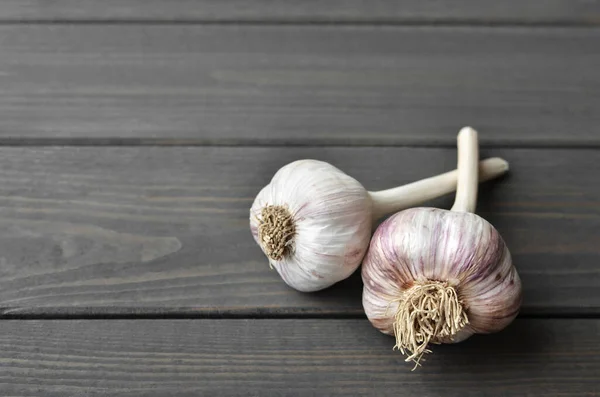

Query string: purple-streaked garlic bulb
[250,155,509,292]
[362,127,522,367]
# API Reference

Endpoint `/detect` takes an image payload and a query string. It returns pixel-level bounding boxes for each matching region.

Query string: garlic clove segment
[251,155,509,292]
[361,127,522,367]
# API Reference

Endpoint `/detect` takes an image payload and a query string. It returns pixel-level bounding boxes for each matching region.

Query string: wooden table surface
[0,1,599,396]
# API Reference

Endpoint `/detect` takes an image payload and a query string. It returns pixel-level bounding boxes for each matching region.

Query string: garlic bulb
[362,127,522,367]
[250,155,509,292]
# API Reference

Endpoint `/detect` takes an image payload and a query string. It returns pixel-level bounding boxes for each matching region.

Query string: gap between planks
[1,0,600,26]
[0,139,598,149]
[1,20,600,27]
[1,309,598,320]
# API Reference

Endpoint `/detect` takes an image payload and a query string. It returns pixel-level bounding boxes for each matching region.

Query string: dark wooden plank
[0,319,597,396]
[0,146,598,316]
[0,25,599,146]
[1,0,599,24]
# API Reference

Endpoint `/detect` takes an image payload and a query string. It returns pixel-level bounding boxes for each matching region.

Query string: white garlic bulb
[250,156,509,292]
[362,127,522,367]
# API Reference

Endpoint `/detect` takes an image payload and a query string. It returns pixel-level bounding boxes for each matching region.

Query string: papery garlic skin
[362,208,521,342]
[250,160,372,292]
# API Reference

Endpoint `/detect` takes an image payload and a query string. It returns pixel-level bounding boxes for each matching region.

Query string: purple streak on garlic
[250,156,510,292]
[362,127,522,366]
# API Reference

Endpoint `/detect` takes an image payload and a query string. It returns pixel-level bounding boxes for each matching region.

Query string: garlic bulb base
[392,280,469,368]
[257,205,296,261]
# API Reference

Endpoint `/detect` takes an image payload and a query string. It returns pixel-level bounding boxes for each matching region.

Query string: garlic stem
[369,156,506,220]
[451,127,479,213]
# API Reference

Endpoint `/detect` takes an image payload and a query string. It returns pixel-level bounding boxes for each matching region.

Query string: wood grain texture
[1,0,599,24]
[0,146,597,316]
[0,25,599,146]
[0,319,598,396]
